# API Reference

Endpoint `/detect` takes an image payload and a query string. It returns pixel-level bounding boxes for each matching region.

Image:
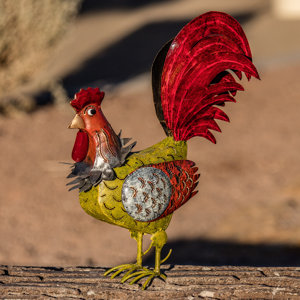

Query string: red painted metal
[160,11,260,143]
[72,130,89,162]
[147,160,200,220]
[70,88,121,167]
[71,87,105,113]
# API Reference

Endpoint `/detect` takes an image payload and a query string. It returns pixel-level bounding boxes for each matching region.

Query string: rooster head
[69,87,106,131]
[68,87,120,165]
[67,87,136,192]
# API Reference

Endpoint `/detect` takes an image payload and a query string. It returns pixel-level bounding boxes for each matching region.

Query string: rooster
[67,11,259,289]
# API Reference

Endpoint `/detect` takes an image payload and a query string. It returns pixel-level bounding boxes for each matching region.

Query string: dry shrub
[0,0,81,99]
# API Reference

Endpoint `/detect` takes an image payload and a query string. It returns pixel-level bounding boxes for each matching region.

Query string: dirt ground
[0,0,300,268]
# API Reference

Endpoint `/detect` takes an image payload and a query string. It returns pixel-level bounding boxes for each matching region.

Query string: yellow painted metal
[80,136,186,288]
[79,136,187,234]
[118,230,169,289]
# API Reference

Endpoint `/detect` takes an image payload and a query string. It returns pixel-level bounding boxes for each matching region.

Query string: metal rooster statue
[67,11,259,289]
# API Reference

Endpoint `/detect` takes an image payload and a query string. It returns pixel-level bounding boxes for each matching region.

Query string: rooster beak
[68,114,85,129]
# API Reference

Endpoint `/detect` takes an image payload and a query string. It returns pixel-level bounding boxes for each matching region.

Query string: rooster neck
[68,126,136,193]
[88,128,122,169]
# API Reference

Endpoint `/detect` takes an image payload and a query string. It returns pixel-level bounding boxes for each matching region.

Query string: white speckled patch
[122,167,172,221]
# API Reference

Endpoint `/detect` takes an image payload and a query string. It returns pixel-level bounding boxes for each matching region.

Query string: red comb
[70,87,105,113]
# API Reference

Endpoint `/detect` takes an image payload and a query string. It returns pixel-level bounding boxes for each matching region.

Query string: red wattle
[72,131,88,162]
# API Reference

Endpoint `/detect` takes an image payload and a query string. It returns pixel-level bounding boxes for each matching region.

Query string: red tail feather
[159,11,259,142]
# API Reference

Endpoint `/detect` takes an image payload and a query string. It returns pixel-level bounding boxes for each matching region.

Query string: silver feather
[67,132,136,192]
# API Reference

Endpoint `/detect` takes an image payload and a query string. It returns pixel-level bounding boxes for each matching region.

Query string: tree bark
[1,265,300,299]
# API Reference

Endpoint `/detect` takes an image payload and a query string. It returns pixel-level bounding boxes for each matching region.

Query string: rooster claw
[104,263,166,289]
[104,263,143,280]
[121,269,166,290]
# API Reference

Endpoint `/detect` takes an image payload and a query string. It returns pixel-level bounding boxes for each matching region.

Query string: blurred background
[0,0,300,268]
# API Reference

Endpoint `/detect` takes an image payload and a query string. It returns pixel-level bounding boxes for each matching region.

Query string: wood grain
[1,265,300,299]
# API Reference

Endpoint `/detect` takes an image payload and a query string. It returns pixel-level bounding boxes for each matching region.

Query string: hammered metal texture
[122,167,172,221]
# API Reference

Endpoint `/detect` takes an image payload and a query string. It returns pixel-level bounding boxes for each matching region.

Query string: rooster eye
[87,108,97,116]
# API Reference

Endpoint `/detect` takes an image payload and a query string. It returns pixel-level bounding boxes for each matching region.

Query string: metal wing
[121,160,199,222]
[122,166,172,222]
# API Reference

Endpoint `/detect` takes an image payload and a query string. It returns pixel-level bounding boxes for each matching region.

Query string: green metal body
[79,136,187,234]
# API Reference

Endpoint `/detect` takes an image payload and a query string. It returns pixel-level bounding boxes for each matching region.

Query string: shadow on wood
[144,238,300,267]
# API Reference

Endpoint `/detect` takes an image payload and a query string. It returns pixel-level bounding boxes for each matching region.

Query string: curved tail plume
[152,11,259,143]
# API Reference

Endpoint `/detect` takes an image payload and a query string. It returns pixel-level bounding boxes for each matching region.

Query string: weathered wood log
[1,265,300,299]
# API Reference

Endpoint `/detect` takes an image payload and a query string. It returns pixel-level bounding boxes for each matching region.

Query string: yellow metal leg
[122,230,172,290]
[104,230,144,278]
[105,230,172,289]
[134,231,143,267]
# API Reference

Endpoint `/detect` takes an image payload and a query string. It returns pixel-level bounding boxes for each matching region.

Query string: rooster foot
[121,268,166,290]
[104,263,145,279]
